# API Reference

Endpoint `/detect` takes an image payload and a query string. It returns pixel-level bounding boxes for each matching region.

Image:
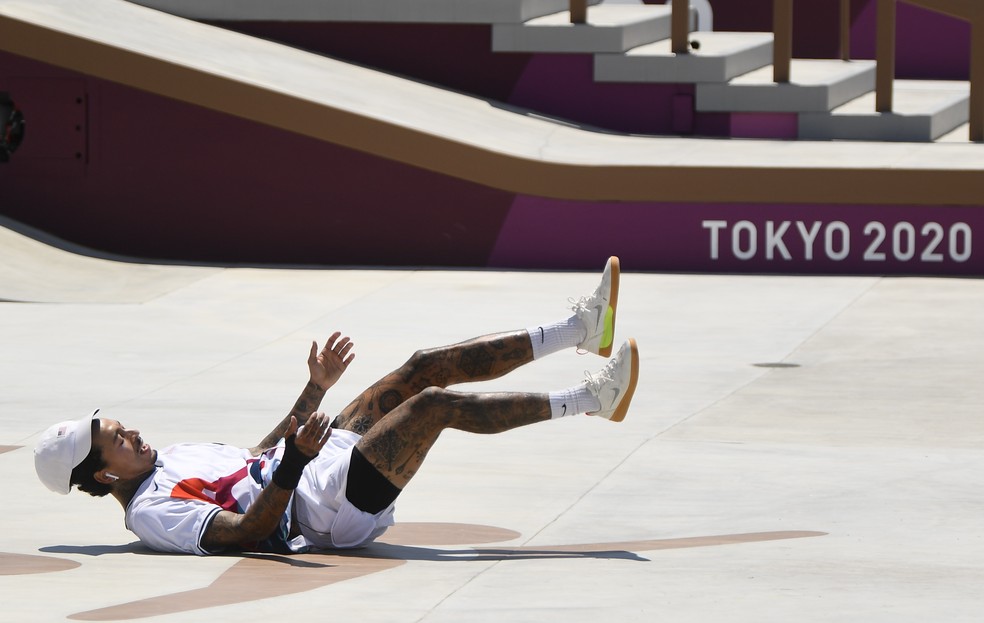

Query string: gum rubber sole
[598,256,620,358]
[608,337,638,423]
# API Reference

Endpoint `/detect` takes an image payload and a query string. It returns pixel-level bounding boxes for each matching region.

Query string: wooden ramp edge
[1,0,983,206]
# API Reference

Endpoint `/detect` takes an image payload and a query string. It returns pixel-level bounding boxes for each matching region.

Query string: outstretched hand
[285,413,332,458]
[309,331,355,391]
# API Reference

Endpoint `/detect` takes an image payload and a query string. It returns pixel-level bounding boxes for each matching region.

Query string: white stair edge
[492,5,681,53]
[695,59,877,112]
[125,0,602,24]
[594,31,772,84]
[799,80,970,142]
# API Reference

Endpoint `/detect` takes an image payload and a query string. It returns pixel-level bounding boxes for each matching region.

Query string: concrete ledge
[799,80,970,142]
[696,59,876,112]
[126,0,600,24]
[492,5,673,53]
[595,31,772,84]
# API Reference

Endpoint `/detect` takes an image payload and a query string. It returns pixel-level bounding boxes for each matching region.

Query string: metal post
[570,0,587,24]
[840,0,851,60]
[875,0,895,112]
[773,0,793,83]
[672,0,690,54]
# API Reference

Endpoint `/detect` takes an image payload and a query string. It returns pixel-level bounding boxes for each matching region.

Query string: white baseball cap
[34,409,100,494]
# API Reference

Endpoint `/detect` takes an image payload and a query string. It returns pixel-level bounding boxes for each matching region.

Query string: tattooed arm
[249,333,355,456]
[203,414,332,552]
[250,380,325,455]
[202,483,294,551]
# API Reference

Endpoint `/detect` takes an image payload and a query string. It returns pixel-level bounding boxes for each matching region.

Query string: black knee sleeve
[346,447,401,514]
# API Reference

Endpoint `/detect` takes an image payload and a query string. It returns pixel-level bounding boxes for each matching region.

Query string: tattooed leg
[332,330,534,434]
[354,386,551,489]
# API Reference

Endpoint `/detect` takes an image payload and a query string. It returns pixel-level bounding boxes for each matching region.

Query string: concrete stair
[129,0,972,142]
[492,4,678,53]
[489,2,968,141]
[696,59,878,113]
[595,31,773,84]
[799,80,971,141]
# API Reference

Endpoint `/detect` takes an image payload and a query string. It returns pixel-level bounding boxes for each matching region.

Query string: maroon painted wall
[850,0,970,79]
[491,196,982,276]
[0,51,515,266]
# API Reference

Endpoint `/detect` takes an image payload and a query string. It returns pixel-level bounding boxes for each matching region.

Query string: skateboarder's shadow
[37,525,824,621]
[345,541,649,562]
[39,540,646,562]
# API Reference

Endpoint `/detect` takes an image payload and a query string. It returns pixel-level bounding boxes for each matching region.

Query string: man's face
[92,419,157,482]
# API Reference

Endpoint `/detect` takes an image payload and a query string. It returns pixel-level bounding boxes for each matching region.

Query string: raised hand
[309,331,355,391]
[288,413,332,458]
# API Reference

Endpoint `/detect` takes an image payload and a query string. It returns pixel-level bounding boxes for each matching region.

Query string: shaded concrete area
[0,216,218,304]
[1,227,982,622]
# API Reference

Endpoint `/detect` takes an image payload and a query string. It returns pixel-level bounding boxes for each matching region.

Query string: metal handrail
[877,0,981,140]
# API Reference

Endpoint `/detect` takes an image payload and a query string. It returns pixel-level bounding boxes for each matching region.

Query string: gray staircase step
[799,80,970,142]
[594,31,772,84]
[492,4,682,53]
[938,122,971,142]
[696,59,876,112]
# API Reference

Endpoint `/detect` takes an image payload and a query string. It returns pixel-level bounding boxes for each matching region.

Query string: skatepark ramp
[1,0,983,206]
[1,0,983,275]
[0,216,216,303]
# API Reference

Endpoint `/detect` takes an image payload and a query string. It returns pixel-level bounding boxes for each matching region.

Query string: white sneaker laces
[584,357,618,394]
[568,295,594,314]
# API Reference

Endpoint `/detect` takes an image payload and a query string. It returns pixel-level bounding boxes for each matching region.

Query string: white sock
[548,385,601,419]
[527,316,585,360]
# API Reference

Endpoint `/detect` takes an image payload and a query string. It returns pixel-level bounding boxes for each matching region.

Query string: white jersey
[124,429,392,555]
[125,442,303,555]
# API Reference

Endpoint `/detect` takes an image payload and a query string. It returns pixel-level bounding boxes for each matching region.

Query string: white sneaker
[571,256,620,357]
[584,338,639,422]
